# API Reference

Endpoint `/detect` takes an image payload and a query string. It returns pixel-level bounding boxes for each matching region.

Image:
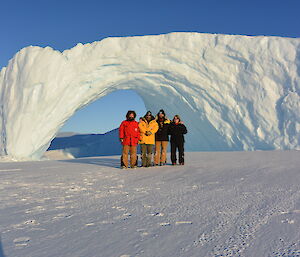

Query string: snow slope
[0,151,299,257]
[0,33,300,160]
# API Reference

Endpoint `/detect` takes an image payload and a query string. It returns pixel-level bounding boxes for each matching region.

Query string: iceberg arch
[0,32,299,160]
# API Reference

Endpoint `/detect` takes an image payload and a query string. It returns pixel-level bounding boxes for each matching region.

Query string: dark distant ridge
[48,128,122,158]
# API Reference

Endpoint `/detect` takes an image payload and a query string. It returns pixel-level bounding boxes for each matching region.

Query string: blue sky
[1,0,299,133]
[62,90,146,134]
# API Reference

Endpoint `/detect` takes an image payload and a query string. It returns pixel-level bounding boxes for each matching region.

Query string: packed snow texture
[0,32,300,160]
[0,151,299,257]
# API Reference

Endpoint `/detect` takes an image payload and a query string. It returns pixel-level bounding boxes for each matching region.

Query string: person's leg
[130,145,137,168]
[170,142,177,164]
[122,145,130,168]
[146,144,153,167]
[161,141,168,164]
[178,142,185,164]
[121,155,124,167]
[138,144,141,167]
[154,141,162,165]
[141,144,147,167]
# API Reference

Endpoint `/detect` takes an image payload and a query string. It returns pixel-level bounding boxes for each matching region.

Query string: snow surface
[0,151,299,257]
[0,32,300,160]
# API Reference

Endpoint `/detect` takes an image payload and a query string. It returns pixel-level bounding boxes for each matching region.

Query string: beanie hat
[145,111,152,117]
[158,109,165,115]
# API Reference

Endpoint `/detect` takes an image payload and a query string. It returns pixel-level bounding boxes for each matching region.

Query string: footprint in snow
[14,237,30,247]
[99,220,114,225]
[281,219,295,224]
[175,221,193,225]
[137,229,149,236]
[207,181,219,185]
[112,206,127,211]
[150,212,164,217]
[114,213,132,221]
[53,213,73,220]
[292,209,300,214]
[279,209,300,215]
[12,220,39,229]
[25,206,45,214]
[68,186,87,192]
[83,179,94,186]
[24,220,39,225]
[85,223,96,227]
[55,206,66,209]
[160,222,171,226]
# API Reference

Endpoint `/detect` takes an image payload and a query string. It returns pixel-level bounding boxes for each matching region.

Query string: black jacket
[155,118,171,141]
[168,122,187,144]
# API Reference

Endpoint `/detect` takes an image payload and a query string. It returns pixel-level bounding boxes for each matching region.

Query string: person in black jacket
[154,109,171,166]
[168,115,188,165]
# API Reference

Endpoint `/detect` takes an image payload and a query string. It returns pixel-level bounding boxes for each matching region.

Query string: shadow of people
[0,236,6,257]
[61,157,121,168]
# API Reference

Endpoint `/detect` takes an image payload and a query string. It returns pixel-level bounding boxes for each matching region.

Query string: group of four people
[119,109,187,169]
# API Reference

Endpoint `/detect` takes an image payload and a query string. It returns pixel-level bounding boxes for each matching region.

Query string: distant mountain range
[46,128,122,159]
[55,132,79,138]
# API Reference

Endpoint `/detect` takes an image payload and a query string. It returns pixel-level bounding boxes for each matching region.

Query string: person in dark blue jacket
[168,115,188,165]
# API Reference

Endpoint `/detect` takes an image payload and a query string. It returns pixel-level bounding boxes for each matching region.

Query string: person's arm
[139,121,147,134]
[137,123,141,141]
[181,124,187,134]
[167,124,173,135]
[119,122,124,142]
[150,121,159,134]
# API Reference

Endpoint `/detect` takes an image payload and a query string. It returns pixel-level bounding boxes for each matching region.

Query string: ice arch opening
[58,89,146,134]
[0,32,299,160]
[46,90,147,158]
[47,78,232,158]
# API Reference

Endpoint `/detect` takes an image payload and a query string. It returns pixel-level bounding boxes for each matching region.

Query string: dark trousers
[171,141,184,164]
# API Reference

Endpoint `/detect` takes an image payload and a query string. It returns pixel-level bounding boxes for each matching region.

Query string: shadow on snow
[60,157,121,169]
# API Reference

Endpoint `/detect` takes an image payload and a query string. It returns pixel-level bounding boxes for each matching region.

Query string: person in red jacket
[119,110,140,169]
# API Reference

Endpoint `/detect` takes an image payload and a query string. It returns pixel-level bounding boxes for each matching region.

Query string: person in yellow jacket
[139,111,159,167]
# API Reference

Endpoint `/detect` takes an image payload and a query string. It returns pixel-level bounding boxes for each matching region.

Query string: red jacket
[119,120,140,146]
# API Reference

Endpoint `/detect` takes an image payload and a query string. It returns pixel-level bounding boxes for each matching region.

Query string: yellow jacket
[139,118,158,145]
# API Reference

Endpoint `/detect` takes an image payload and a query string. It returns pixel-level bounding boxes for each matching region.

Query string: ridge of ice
[0,32,299,160]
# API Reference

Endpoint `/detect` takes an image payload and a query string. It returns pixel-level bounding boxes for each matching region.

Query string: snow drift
[0,32,299,160]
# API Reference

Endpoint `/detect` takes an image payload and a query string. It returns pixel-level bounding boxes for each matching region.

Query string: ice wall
[0,32,299,160]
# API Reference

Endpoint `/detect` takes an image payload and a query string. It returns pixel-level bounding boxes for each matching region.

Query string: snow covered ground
[0,151,299,257]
